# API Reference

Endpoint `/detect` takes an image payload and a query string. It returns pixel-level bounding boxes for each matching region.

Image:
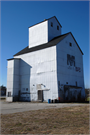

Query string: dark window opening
[57,25,59,30]
[8,92,11,97]
[69,42,72,47]
[26,88,28,91]
[66,82,68,84]
[76,81,77,86]
[51,22,53,27]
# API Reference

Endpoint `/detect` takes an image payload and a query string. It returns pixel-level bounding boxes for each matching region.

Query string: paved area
[0,100,89,114]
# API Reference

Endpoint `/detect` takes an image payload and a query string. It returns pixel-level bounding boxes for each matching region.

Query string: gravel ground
[0,100,89,114]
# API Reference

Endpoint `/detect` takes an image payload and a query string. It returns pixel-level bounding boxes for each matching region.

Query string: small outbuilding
[0,85,6,96]
[7,16,85,102]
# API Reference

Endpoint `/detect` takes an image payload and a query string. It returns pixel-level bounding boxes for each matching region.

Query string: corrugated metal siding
[14,46,58,101]
[57,33,85,101]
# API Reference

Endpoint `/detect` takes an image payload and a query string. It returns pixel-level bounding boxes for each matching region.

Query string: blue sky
[1,1,89,88]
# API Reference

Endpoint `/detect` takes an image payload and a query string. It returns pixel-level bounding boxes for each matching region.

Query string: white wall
[13,59,20,97]
[56,33,85,99]
[29,17,62,49]
[7,60,14,97]
[29,21,48,48]
[19,59,31,101]
[6,97,13,102]
[7,59,20,101]
[48,17,61,42]
[14,46,58,101]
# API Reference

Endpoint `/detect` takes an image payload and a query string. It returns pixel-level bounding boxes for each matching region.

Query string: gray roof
[14,32,69,56]
[14,32,83,57]
[7,58,21,61]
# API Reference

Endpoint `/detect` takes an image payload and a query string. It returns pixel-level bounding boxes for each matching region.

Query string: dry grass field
[1,105,89,134]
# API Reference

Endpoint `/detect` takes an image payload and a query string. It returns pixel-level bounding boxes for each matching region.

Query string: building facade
[6,16,85,102]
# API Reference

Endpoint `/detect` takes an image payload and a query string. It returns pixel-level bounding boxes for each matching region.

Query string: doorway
[38,90,43,101]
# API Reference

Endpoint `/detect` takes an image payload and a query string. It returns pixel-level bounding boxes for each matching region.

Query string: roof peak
[28,16,62,28]
[13,32,83,57]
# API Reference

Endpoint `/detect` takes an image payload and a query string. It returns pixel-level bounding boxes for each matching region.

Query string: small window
[57,25,59,30]
[51,22,53,27]
[8,92,11,97]
[76,81,77,86]
[26,88,28,91]
[69,42,72,47]
[66,82,68,84]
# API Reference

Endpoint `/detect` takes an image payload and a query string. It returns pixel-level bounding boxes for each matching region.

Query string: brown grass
[1,105,89,134]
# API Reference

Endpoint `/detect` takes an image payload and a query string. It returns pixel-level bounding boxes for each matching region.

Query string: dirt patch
[1,105,89,134]
[67,105,89,112]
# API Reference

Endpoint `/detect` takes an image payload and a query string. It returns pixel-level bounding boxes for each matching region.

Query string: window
[51,22,53,27]
[8,92,11,97]
[57,25,59,30]
[69,42,72,47]
[26,88,28,91]
[76,81,77,86]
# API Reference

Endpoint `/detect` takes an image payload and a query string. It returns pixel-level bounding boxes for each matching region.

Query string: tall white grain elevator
[7,16,85,102]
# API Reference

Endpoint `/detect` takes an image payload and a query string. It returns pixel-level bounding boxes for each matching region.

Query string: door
[64,85,69,101]
[38,90,43,101]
